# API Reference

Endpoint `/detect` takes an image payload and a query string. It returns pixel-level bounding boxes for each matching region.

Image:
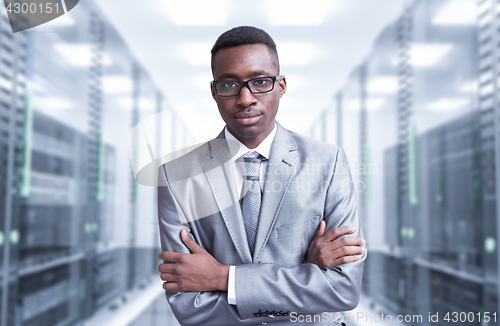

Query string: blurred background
[0,0,497,325]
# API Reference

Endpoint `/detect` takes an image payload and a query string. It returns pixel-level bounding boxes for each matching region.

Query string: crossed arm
[158,222,366,292]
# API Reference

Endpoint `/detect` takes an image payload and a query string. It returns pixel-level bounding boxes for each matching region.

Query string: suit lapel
[202,130,252,264]
[253,122,298,262]
[202,123,298,264]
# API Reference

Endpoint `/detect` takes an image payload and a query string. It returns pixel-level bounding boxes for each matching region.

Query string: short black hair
[211,26,280,74]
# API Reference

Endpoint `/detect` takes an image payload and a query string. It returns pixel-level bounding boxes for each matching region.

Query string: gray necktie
[240,151,266,256]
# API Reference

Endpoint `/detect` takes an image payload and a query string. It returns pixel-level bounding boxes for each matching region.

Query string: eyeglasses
[211,75,281,97]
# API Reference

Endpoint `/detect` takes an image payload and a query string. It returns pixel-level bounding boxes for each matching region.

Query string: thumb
[314,220,326,239]
[181,228,205,254]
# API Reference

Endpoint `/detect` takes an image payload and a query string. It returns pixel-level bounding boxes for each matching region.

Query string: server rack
[18,109,86,326]
[384,111,487,324]
[429,270,483,326]
[93,144,118,309]
[338,67,363,198]
[0,0,170,324]
[128,65,159,292]
[477,0,500,318]
[313,0,500,324]
[0,9,28,326]
[384,146,399,249]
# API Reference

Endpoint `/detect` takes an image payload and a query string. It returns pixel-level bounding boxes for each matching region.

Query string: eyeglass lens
[216,77,275,96]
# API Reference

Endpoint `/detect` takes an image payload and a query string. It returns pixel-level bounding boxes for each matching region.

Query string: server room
[0,0,497,325]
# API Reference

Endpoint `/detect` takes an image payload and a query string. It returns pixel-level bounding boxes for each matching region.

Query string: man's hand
[158,228,229,292]
[305,221,366,269]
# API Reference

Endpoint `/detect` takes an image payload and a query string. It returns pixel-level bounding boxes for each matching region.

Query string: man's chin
[235,128,265,139]
[227,119,276,143]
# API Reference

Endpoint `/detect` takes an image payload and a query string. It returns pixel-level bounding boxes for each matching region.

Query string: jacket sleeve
[233,147,367,319]
[157,164,247,326]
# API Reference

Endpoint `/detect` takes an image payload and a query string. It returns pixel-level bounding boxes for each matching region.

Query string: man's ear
[279,76,287,98]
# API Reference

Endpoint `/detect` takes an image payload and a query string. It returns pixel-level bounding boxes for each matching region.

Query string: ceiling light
[103,76,133,94]
[428,98,468,111]
[0,75,12,90]
[433,0,476,25]
[367,76,398,94]
[54,44,112,67]
[278,43,316,66]
[163,1,228,26]
[183,42,317,67]
[411,43,453,67]
[367,98,385,111]
[268,0,335,26]
[182,43,212,66]
[35,97,73,110]
[345,98,385,112]
[118,97,155,111]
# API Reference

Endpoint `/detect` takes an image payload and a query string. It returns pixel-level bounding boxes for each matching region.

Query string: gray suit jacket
[157,122,366,325]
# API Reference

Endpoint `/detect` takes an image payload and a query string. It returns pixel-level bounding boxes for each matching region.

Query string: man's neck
[228,123,276,149]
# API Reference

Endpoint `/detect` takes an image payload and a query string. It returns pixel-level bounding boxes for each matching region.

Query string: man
[157,26,366,325]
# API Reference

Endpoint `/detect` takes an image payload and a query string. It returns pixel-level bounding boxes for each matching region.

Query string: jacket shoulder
[158,141,210,183]
[286,129,340,159]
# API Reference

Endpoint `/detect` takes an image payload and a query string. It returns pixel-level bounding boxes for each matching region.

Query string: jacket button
[254,310,263,317]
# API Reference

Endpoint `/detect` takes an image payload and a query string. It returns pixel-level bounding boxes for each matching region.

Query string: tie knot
[240,152,266,179]
[243,151,265,160]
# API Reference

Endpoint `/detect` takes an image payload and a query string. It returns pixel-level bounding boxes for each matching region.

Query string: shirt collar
[224,122,277,162]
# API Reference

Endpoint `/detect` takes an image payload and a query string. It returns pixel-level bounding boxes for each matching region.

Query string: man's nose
[236,84,257,107]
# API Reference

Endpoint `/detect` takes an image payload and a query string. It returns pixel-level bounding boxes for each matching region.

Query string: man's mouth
[234,112,262,125]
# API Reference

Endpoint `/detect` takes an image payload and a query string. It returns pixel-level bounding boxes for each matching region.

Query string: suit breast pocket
[276,215,321,239]
[271,215,321,266]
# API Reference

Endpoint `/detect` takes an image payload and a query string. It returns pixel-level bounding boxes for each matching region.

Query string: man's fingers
[316,245,365,268]
[329,254,364,268]
[314,220,326,238]
[323,226,356,242]
[163,281,180,291]
[158,262,177,274]
[329,236,366,252]
[181,228,205,254]
[330,245,366,258]
[158,251,175,262]
[158,251,184,262]
[160,272,176,281]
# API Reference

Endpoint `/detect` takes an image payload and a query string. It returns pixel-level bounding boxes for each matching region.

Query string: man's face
[211,44,286,147]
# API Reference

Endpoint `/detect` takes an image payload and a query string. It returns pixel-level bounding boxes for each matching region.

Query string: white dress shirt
[224,122,277,305]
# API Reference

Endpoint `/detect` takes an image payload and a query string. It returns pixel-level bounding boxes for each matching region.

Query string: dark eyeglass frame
[211,75,281,97]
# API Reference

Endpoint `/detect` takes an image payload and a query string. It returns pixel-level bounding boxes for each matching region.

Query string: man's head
[210,26,286,149]
[211,26,280,75]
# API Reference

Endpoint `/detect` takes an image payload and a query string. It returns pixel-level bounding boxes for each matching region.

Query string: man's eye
[221,82,237,88]
[252,79,267,86]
